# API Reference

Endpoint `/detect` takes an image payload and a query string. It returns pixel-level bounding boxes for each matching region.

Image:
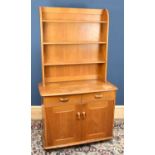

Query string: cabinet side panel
[39,8,45,86]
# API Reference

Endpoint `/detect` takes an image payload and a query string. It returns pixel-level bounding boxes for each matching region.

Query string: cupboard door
[43,103,81,147]
[82,100,115,140]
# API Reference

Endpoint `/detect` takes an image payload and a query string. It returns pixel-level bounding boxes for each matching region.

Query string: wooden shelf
[42,20,107,23]
[39,80,117,96]
[40,7,108,84]
[43,41,106,45]
[44,61,106,66]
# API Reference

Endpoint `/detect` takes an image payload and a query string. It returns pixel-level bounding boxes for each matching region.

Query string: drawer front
[82,91,115,103]
[43,95,81,106]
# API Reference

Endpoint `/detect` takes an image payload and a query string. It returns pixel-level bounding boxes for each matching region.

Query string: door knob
[82,112,86,119]
[76,112,81,120]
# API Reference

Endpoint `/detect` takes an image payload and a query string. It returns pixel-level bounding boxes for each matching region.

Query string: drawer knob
[95,94,103,99]
[59,97,69,102]
[76,112,81,120]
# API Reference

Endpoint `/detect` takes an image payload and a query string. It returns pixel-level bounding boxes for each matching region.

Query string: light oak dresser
[38,7,117,149]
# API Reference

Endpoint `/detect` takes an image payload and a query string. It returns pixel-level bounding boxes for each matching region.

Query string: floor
[31,119,124,155]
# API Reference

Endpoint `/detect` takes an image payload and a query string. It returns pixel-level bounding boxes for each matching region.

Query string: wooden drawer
[82,91,115,103]
[43,95,81,106]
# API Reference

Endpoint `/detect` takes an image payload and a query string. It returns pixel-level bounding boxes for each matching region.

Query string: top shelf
[42,20,107,23]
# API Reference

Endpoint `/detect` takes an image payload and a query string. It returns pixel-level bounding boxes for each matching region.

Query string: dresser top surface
[39,80,117,96]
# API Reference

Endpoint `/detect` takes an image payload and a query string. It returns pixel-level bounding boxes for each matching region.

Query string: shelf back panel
[41,7,108,21]
[42,13,102,21]
[44,64,105,83]
[43,23,102,42]
[44,44,106,64]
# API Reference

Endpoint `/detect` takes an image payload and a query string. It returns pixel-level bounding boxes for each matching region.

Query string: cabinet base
[43,136,113,150]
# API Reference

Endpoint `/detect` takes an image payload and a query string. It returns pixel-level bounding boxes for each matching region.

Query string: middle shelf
[43,41,107,45]
[44,60,106,66]
[42,20,107,23]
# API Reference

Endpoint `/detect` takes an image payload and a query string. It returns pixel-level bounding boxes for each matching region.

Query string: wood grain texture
[43,102,82,147]
[82,91,115,102]
[43,95,81,106]
[43,41,106,44]
[39,8,45,86]
[44,64,101,82]
[31,105,124,120]
[42,20,107,23]
[43,23,101,42]
[44,136,112,150]
[39,80,117,96]
[38,7,117,149]
[40,7,109,84]
[41,7,106,15]
[44,44,105,65]
[82,100,115,140]
[42,91,116,148]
